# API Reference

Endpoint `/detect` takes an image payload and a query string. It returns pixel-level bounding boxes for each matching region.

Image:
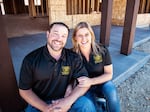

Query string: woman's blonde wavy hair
[72,22,103,57]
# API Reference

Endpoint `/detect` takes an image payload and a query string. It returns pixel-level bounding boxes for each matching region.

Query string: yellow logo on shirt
[93,55,102,64]
[61,66,70,75]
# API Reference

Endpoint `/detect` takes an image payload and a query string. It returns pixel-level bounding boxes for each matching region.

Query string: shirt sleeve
[19,57,33,90]
[72,54,89,79]
[104,47,112,65]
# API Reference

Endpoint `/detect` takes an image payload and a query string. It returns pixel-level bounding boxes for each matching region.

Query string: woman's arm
[78,64,113,87]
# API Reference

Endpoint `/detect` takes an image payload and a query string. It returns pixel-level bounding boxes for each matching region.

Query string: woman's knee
[102,81,117,95]
[71,96,97,112]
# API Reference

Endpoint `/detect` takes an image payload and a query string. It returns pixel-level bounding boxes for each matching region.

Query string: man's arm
[52,77,90,111]
[19,89,51,112]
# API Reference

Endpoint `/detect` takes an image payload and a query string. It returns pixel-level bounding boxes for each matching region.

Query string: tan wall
[48,0,150,28]
[112,0,126,26]
[136,14,150,27]
[112,0,150,26]
[48,0,101,28]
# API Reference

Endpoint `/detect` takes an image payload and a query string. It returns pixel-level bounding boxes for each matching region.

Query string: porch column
[0,15,26,111]
[120,0,140,55]
[100,0,113,46]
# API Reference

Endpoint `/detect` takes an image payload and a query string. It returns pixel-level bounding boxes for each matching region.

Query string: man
[19,22,96,112]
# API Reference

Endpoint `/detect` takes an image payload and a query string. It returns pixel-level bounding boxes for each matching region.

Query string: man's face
[47,24,68,52]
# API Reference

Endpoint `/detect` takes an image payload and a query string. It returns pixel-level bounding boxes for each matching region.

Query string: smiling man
[18,22,96,112]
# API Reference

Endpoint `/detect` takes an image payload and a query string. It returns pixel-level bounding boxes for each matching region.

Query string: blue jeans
[25,96,97,112]
[85,81,120,112]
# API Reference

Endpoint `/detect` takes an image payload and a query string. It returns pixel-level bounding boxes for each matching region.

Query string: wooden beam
[100,0,113,46]
[12,0,17,14]
[71,0,74,14]
[78,0,82,14]
[83,0,86,14]
[41,0,44,16]
[46,0,49,16]
[28,0,36,17]
[28,0,32,16]
[31,0,36,17]
[0,15,27,112]
[91,0,95,12]
[96,0,100,12]
[67,0,71,14]
[120,0,140,55]
[36,0,39,16]
[146,0,150,13]
[141,0,146,13]
[86,0,90,14]
[74,0,78,14]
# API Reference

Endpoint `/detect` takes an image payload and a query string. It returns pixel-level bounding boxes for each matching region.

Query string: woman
[72,22,120,112]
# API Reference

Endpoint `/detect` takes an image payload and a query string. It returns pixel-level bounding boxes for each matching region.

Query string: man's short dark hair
[48,22,70,33]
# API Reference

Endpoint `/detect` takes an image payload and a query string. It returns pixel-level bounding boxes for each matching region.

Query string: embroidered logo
[61,66,70,75]
[93,55,102,64]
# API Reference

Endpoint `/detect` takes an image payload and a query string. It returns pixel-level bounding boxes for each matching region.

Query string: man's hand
[51,98,72,112]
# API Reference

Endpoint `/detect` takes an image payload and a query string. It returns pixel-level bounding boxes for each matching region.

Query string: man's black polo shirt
[19,45,88,101]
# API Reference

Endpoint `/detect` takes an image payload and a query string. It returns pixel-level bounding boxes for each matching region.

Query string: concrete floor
[5,15,150,86]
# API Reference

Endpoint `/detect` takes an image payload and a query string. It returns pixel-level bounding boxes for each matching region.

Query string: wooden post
[100,0,113,46]
[120,0,140,55]
[12,0,17,14]
[0,15,26,112]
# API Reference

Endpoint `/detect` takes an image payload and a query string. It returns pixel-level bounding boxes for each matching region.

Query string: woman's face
[75,27,92,48]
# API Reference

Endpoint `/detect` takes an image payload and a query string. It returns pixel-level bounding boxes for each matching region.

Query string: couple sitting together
[19,21,120,112]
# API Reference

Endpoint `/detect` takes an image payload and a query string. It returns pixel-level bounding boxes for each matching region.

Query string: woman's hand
[77,76,92,87]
